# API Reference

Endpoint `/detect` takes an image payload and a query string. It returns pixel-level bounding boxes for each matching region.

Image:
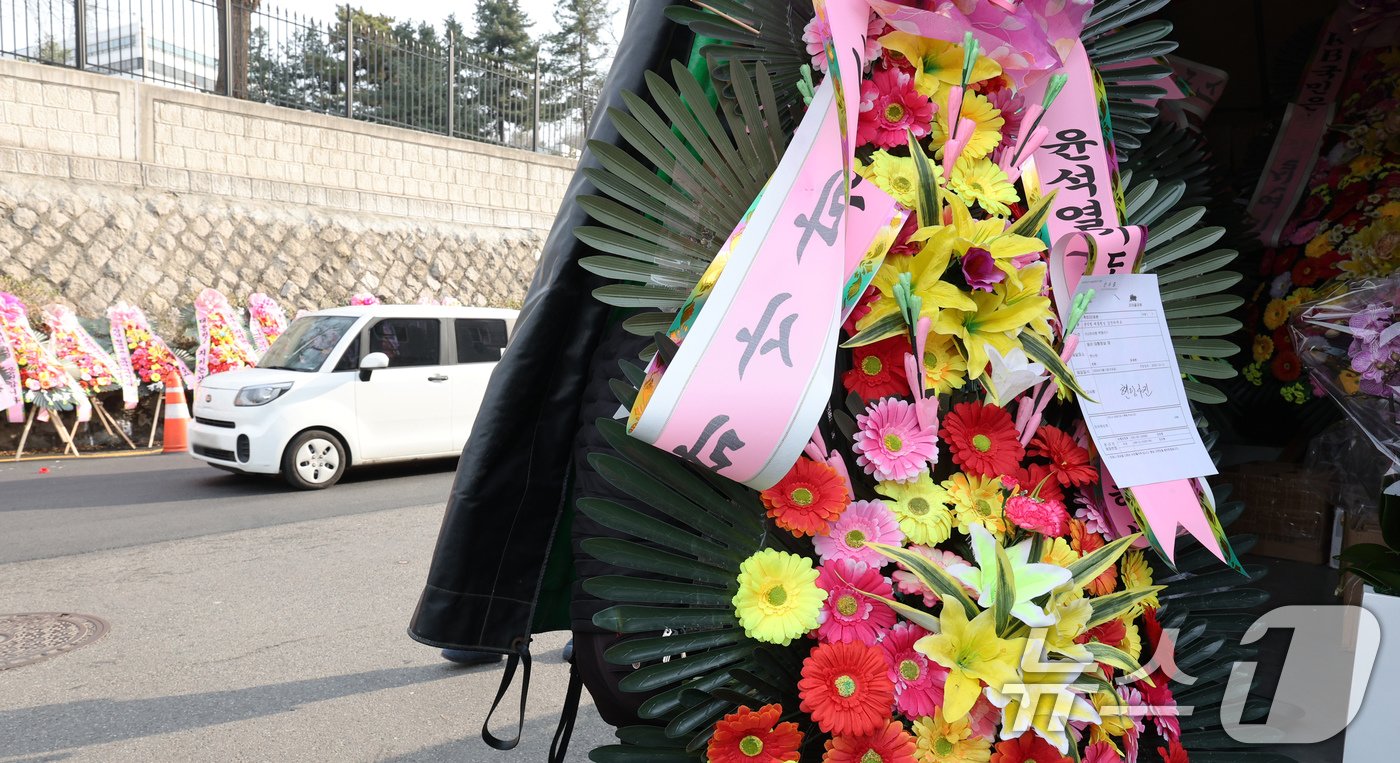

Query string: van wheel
[282,430,346,489]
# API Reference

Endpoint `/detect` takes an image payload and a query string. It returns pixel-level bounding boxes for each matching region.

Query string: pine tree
[462,0,537,145]
[542,0,613,130]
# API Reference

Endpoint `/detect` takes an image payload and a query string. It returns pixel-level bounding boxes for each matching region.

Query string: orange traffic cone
[162,371,190,454]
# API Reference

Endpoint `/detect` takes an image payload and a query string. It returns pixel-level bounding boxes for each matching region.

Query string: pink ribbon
[1028,41,1236,569]
[1246,3,1365,247]
[630,0,902,489]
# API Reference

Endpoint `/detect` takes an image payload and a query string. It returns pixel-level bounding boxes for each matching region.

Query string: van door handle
[428,374,449,382]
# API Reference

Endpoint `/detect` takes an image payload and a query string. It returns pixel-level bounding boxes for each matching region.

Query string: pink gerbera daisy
[891,546,969,607]
[857,66,934,149]
[880,621,948,718]
[815,559,896,644]
[803,11,887,73]
[853,398,938,483]
[802,15,831,72]
[814,500,904,569]
[1073,493,1112,536]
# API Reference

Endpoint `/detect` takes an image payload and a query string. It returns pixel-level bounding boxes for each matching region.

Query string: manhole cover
[0,613,110,670]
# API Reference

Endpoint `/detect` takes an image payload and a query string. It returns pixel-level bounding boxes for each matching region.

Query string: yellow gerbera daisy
[1120,620,1144,662]
[1042,537,1079,568]
[1252,335,1274,363]
[924,333,968,395]
[1304,233,1332,259]
[732,549,826,646]
[931,91,1004,162]
[876,475,955,545]
[1121,550,1160,616]
[941,472,1006,536]
[1262,298,1289,330]
[861,149,927,210]
[912,710,993,763]
[948,158,1019,216]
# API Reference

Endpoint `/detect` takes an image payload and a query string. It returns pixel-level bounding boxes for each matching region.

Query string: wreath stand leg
[54,411,81,457]
[94,401,136,449]
[13,405,37,461]
[147,394,164,449]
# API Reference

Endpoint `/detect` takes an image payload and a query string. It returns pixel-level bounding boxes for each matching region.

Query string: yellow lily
[917,197,1048,266]
[855,238,977,335]
[932,282,1052,380]
[881,32,1003,101]
[986,660,1102,754]
[914,603,1027,722]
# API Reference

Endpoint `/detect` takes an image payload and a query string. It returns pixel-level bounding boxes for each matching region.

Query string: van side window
[455,318,507,363]
[332,335,361,372]
[369,319,441,367]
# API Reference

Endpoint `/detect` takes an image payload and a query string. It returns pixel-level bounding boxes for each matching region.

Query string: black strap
[548,662,585,763]
[482,643,532,751]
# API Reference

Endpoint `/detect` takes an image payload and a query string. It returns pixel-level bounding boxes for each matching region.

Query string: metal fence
[1,0,595,157]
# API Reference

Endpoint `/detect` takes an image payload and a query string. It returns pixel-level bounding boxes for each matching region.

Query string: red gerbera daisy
[1076,619,1127,648]
[843,336,913,400]
[1007,462,1065,502]
[1271,349,1302,382]
[990,732,1073,763]
[1029,425,1098,487]
[798,641,896,737]
[761,458,849,537]
[940,401,1025,478]
[707,703,803,763]
[823,719,918,763]
[1158,739,1190,763]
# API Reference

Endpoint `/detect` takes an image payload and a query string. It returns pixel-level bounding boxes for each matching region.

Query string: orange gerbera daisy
[707,703,803,763]
[761,458,849,537]
[823,719,919,762]
[799,642,896,737]
[941,401,1025,478]
[1070,520,1119,595]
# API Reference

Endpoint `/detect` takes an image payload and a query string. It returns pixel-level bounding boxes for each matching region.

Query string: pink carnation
[1004,494,1071,537]
[857,66,934,149]
[853,397,939,483]
[814,500,904,569]
[880,621,948,718]
[815,559,896,645]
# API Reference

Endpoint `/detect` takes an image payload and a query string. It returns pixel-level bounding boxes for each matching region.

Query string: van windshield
[258,316,357,372]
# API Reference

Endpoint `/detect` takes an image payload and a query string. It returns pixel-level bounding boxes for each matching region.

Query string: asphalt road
[0,452,459,563]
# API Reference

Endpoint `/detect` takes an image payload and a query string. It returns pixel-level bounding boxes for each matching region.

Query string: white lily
[983,344,1049,406]
[946,524,1072,627]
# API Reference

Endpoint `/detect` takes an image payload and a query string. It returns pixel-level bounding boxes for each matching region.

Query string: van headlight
[234,383,293,406]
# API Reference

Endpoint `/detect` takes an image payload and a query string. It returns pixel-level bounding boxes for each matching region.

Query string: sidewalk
[0,505,608,762]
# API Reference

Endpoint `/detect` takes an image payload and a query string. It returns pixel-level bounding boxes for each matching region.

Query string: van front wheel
[282,430,346,489]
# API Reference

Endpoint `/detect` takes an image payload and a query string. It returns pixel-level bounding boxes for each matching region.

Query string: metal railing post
[446,39,456,137]
[222,0,234,95]
[531,53,540,152]
[344,4,353,119]
[73,0,87,69]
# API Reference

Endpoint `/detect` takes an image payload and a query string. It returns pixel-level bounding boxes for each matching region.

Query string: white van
[187,304,516,489]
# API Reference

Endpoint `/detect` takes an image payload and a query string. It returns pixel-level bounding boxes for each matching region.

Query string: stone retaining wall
[0,58,575,329]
